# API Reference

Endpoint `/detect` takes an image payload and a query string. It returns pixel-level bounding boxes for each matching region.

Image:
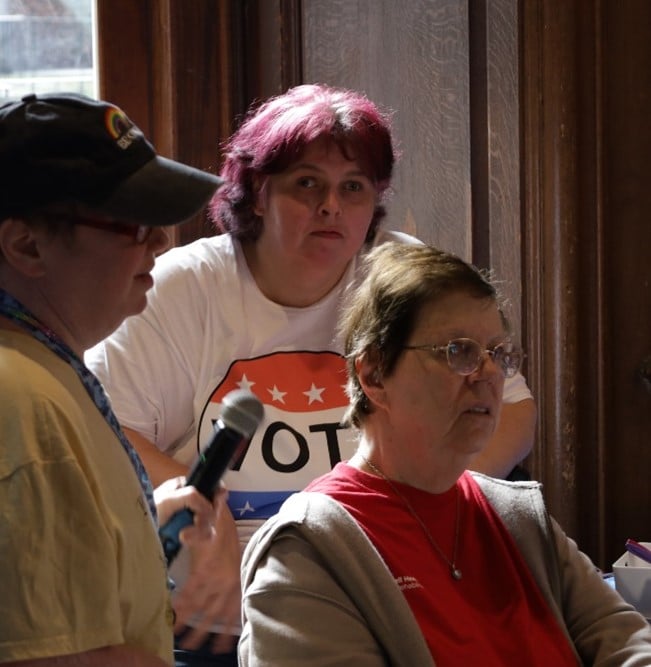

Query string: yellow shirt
[0,331,173,663]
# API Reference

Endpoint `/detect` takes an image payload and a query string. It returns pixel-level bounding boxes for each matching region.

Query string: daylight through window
[0,0,97,102]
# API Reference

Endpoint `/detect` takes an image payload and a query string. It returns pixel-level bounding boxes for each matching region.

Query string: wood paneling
[471,0,522,332]
[522,0,586,545]
[523,0,651,568]
[96,0,244,245]
[601,0,651,568]
[95,0,155,134]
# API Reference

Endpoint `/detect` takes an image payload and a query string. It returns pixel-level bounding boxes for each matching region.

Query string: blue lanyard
[0,288,158,525]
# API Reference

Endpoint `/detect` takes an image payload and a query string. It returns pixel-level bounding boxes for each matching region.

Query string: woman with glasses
[239,242,651,666]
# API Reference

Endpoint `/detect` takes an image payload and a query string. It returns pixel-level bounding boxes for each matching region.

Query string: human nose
[469,349,503,381]
[318,186,342,217]
[149,226,171,254]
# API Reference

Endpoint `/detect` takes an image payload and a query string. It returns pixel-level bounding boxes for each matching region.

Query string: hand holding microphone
[154,477,215,529]
[158,389,264,565]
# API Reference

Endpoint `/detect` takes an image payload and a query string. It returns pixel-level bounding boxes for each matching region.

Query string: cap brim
[96,156,223,226]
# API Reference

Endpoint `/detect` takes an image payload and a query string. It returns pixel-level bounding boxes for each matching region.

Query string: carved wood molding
[521,0,606,561]
[522,0,580,531]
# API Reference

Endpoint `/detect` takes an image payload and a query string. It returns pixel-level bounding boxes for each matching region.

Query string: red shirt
[307,465,578,666]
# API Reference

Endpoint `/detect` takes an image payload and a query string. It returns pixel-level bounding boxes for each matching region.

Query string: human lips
[135,265,155,287]
[310,227,344,239]
[135,273,154,289]
[464,402,493,417]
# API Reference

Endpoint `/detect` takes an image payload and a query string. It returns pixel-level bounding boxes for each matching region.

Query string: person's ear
[356,351,386,408]
[0,218,47,278]
[252,174,267,217]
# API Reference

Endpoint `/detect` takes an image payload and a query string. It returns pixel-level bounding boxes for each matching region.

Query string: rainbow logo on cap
[105,106,132,139]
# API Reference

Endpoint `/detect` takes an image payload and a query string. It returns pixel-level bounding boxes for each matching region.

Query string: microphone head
[220,389,264,438]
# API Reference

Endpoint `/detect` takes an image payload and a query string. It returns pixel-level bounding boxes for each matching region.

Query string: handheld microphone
[158,389,264,565]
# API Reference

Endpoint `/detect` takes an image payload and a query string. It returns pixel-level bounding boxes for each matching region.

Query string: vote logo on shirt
[197,351,357,520]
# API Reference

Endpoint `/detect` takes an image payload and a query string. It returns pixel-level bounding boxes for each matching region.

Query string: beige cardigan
[240,473,651,666]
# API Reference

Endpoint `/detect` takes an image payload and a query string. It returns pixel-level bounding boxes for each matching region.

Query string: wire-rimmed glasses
[403,337,523,378]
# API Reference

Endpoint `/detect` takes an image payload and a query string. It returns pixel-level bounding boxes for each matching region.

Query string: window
[0,0,97,102]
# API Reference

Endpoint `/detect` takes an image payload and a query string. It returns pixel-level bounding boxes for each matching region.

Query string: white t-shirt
[87,230,532,547]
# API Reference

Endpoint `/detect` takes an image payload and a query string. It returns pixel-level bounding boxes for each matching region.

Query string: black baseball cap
[0,92,223,226]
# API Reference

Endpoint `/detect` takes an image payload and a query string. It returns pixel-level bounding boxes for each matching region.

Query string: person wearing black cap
[0,93,223,665]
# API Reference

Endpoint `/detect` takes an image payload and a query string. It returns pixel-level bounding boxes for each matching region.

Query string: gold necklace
[360,454,463,581]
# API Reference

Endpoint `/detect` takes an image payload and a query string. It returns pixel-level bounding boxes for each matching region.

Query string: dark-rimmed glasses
[403,338,523,378]
[73,217,153,244]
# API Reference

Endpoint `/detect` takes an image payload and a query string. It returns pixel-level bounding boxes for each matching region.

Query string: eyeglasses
[73,217,153,244]
[403,338,523,378]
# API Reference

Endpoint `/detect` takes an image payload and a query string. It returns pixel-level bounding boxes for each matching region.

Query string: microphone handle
[159,508,195,565]
[186,423,245,498]
[159,422,246,565]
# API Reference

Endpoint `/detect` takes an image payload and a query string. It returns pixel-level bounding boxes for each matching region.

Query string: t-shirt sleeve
[502,371,533,404]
